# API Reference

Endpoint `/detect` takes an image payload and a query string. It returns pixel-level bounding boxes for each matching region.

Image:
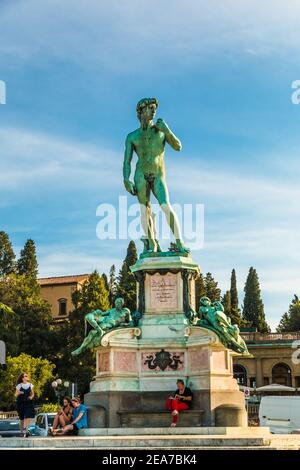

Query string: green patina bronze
[123,97,189,256]
[192,296,249,355]
[71,298,132,356]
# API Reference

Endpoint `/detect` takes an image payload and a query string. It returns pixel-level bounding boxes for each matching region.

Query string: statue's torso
[129,127,166,176]
[100,308,129,329]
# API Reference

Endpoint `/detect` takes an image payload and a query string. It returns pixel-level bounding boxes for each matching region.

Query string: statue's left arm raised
[155,118,182,152]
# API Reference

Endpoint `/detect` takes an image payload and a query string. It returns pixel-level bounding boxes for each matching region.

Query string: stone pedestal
[85,254,247,427]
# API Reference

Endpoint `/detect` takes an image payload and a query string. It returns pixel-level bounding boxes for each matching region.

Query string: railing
[241,332,300,343]
[0,411,18,419]
[247,403,260,426]
[0,406,43,420]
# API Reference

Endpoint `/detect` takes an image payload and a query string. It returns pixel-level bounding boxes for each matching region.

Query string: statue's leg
[153,176,189,252]
[134,171,157,251]
[71,330,100,356]
[85,312,103,333]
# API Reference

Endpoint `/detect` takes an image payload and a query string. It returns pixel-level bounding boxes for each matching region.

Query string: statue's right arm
[123,135,136,195]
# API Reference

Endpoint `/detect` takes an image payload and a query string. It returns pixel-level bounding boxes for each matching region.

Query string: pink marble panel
[113,351,137,372]
[212,350,226,370]
[189,348,209,371]
[98,351,110,372]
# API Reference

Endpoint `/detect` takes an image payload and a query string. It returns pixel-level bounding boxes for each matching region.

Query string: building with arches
[233,331,300,388]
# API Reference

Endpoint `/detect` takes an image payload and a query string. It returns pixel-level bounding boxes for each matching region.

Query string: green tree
[117,241,138,312]
[242,267,270,332]
[0,302,20,356]
[0,231,16,276]
[204,272,221,302]
[229,269,242,325]
[222,290,231,317]
[277,312,291,333]
[195,273,206,312]
[17,239,38,279]
[0,274,52,357]
[102,273,109,293]
[277,295,300,332]
[109,264,117,305]
[55,271,110,396]
[0,353,55,409]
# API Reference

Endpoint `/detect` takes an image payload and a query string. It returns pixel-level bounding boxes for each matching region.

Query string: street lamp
[51,378,70,404]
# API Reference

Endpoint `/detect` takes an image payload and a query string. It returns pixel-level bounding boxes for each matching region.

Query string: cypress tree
[102,273,109,293]
[229,269,242,325]
[0,231,16,276]
[222,290,231,317]
[230,268,239,311]
[242,267,270,332]
[117,241,138,313]
[195,272,206,312]
[17,239,38,279]
[108,264,117,305]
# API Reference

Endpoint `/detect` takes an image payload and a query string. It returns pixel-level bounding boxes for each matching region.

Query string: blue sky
[1,0,300,330]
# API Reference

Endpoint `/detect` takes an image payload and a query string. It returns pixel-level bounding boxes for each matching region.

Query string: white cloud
[0,127,120,191]
[37,247,120,278]
[1,0,300,71]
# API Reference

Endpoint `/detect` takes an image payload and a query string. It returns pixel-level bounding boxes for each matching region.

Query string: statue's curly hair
[136,97,158,120]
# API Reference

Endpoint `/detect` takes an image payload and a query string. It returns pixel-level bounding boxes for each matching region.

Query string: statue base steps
[79,426,271,437]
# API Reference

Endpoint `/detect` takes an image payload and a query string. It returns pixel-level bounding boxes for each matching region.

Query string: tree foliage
[117,241,138,312]
[0,353,55,409]
[277,295,300,332]
[242,267,270,332]
[0,231,16,276]
[204,272,221,302]
[195,273,206,312]
[109,264,117,305]
[17,239,38,279]
[222,290,231,317]
[54,271,110,396]
[0,274,52,357]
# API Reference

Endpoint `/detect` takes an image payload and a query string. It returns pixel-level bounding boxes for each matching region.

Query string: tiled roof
[38,274,90,286]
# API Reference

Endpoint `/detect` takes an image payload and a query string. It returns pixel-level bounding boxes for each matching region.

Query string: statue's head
[136,97,158,124]
[115,297,125,310]
[200,296,211,307]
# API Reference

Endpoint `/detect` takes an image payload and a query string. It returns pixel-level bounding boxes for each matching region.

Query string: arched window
[272,362,292,386]
[233,364,247,386]
[58,298,67,316]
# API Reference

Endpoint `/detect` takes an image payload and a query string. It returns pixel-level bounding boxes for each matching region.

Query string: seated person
[52,397,73,435]
[53,397,88,435]
[166,379,193,427]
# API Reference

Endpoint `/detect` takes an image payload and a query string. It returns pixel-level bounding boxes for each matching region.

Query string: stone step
[1,434,300,449]
[79,426,271,437]
[117,410,203,427]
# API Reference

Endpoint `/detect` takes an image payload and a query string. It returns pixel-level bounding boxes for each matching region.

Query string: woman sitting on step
[166,379,193,427]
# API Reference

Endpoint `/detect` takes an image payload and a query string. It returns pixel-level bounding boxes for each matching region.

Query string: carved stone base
[84,255,247,428]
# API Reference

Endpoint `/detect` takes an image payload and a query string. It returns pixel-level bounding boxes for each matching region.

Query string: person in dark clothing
[15,372,35,437]
[166,379,193,427]
[52,396,73,434]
